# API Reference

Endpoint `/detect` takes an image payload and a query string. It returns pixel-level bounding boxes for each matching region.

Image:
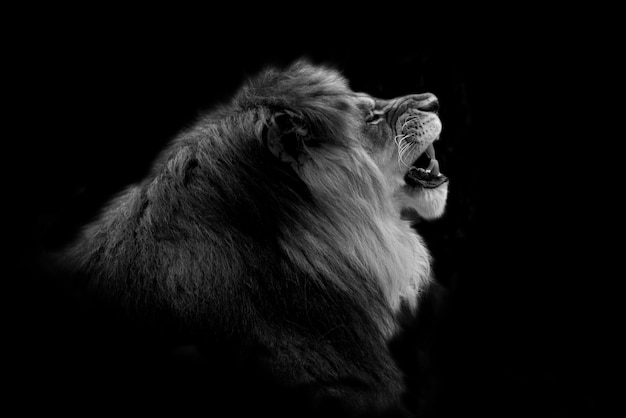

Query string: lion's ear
[264,111,310,166]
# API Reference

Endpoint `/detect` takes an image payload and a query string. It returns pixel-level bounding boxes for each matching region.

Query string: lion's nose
[383,93,440,125]
[415,93,439,113]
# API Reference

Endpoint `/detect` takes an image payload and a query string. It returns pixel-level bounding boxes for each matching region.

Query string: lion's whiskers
[392,115,421,168]
[400,116,419,131]
[394,133,416,168]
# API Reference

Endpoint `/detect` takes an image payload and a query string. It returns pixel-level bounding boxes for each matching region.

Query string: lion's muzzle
[383,93,447,189]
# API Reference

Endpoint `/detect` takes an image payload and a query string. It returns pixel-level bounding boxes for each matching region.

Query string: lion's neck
[282,195,431,335]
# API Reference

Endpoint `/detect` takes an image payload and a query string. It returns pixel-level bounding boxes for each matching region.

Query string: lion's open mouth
[404,143,449,189]
[395,108,447,189]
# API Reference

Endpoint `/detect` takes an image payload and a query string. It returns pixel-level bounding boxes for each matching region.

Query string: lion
[63,60,448,416]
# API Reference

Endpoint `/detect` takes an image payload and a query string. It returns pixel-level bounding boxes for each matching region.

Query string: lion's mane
[65,60,433,416]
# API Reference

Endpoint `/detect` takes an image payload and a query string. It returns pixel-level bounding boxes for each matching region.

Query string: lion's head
[236,61,448,224]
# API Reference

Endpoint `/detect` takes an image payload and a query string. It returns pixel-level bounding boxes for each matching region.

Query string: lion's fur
[64,60,444,415]
[398,184,449,220]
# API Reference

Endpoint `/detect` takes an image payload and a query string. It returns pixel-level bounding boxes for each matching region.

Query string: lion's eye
[365,112,383,125]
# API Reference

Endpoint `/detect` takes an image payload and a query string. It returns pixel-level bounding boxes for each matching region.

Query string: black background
[8,11,603,417]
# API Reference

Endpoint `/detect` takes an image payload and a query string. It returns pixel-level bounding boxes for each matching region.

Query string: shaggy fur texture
[64,60,447,416]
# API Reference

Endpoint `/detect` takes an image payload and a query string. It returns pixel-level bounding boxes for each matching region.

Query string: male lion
[64,60,448,416]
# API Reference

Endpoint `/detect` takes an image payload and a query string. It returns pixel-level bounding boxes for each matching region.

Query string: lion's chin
[397,181,448,221]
